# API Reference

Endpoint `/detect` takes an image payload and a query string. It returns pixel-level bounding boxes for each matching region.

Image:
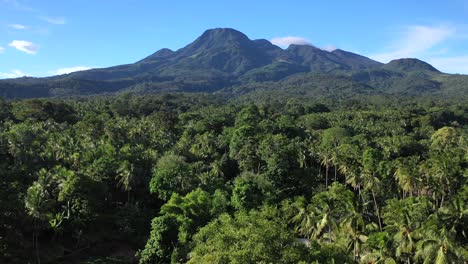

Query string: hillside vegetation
[0,94,467,263]
[0,28,467,99]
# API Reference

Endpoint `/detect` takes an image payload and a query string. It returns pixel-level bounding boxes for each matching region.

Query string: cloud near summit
[54,66,92,75]
[270,36,312,48]
[0,69,28,79]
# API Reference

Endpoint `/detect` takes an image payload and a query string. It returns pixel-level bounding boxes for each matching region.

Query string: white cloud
[9,23,26,29]
[8,40,37,54]
[270,36,312,48]
[3,1,66,25]
[39,16,66,25]
[371,25,455,62]
[54,66,92,75]
[2,0,36,12]
[322,45,337,52]
[34,27,50,35]
[428,55,468,74]
[0,47,4,54]
[0,69,28,79]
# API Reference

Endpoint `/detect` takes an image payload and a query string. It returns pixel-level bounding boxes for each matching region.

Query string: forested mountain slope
[0,28,467,99]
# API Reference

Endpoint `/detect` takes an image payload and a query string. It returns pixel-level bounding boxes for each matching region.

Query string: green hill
[0,28,466,99]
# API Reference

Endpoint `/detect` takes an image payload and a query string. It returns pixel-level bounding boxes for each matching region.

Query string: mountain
[0,28,467,99]
[383,58,440,73]
[282,45,382,72]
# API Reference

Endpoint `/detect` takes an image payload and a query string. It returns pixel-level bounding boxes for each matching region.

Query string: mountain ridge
[0,27,467,99]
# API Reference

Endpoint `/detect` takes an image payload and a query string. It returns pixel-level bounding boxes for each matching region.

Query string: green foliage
[149,154,195,201]
[140,188,229,263]
[0,98,12,121]
[12,99,77,123]
[231,172,274,210]
[188,208,312,263]
[160,189,215,240]
[258,134,298,186]
[291,183,357,241]
[25,166,93,229]
[138,214,180,264]
[0,94,466,263]
[2,29,468,101]
[301,114,330,130]
[321,127,350,147]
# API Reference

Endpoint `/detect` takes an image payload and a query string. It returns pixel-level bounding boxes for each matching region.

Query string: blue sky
[1,0,468,78]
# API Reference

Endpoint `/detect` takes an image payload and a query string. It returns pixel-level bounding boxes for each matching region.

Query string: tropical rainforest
[0,92,467,264]
[0,28,467,264]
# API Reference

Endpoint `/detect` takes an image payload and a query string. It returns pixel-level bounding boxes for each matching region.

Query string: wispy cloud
[8,40,38,54]
[54,66,92,75]
[428,55,468,74]
[322,45,337,52]
[3,1,66,25]
[0,69,28,79]
[270,36,312,48]
[39,16,66,25]
[1,0,36,12]
[371,25,456,62]
[33,27,50,35]
[9,23,26,29]
[369,24,468,73]
[0,46,4,54]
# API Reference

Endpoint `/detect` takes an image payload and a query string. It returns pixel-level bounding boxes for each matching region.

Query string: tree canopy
[0,93,466,263]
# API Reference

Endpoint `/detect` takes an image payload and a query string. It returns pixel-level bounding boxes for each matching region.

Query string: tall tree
[115,160,135,203]
[394,156,422,198]
[415,214,466,264]
[149,154,195,201]
[361,148,384,231]
[382,197,432,263]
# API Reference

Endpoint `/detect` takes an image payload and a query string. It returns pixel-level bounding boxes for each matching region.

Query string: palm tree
[420,153,462,208]
[319,148,333,187]
[340,209,366,262]
[337,143,363,199]
[289,184,356,244]
[342,164,361,190]
[289,197,315,240]
[415,215,465,264]
[320,127,350,184]
[362,170,383,231]
[25,179,50,264]
[297,147,308,169]
[361,148,384,231]
[337,143,360,186]
[360,230,396,264]
[210,155,226,178]
[393,223,419,263]
[430,127,459,152]
[311,201,336,242]
[382,197,432,264]
[329,148,339,182]
[394,156,422,198]
[116,160,135,203]
[360,252,397,264]
[438,193,468,239]
[313,183,355,243]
